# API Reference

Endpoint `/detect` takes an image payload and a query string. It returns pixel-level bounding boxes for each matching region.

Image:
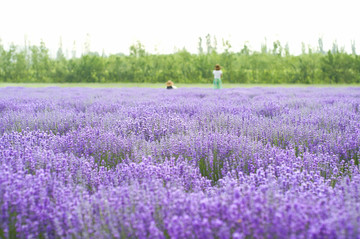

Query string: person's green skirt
[213,78,222,89]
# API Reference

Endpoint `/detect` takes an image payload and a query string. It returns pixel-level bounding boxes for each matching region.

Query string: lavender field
[0,87,360,239]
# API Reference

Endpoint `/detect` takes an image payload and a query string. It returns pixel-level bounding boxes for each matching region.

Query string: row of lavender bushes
[0,87,360,238]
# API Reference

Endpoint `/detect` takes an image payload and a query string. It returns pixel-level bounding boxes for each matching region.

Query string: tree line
[1,37,360,84]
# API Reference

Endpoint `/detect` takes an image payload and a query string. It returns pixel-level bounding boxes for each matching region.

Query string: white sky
[1,0,359,56]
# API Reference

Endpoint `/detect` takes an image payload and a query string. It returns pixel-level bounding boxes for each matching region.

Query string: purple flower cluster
[0,87,360,238]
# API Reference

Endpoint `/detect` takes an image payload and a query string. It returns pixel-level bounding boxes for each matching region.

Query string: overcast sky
[1,0,359,56]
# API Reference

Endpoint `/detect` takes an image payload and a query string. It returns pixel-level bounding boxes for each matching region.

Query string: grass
[0,82,359,88]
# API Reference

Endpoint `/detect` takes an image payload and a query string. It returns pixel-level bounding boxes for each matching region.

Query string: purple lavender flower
[0,87,359,238]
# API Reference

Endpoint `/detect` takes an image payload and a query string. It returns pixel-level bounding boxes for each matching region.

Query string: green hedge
[1,41,360,84]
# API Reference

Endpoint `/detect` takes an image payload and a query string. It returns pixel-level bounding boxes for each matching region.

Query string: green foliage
[0,39,360,84]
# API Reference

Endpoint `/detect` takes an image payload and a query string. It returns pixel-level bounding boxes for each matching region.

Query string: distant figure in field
[166,80,177,89]
[213,64,223,89]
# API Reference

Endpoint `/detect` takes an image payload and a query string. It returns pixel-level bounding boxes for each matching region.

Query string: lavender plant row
[0,87,360,239]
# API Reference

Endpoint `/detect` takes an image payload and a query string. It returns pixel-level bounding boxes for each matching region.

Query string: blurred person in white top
[212,64,222,89]
[166,80,177,89]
